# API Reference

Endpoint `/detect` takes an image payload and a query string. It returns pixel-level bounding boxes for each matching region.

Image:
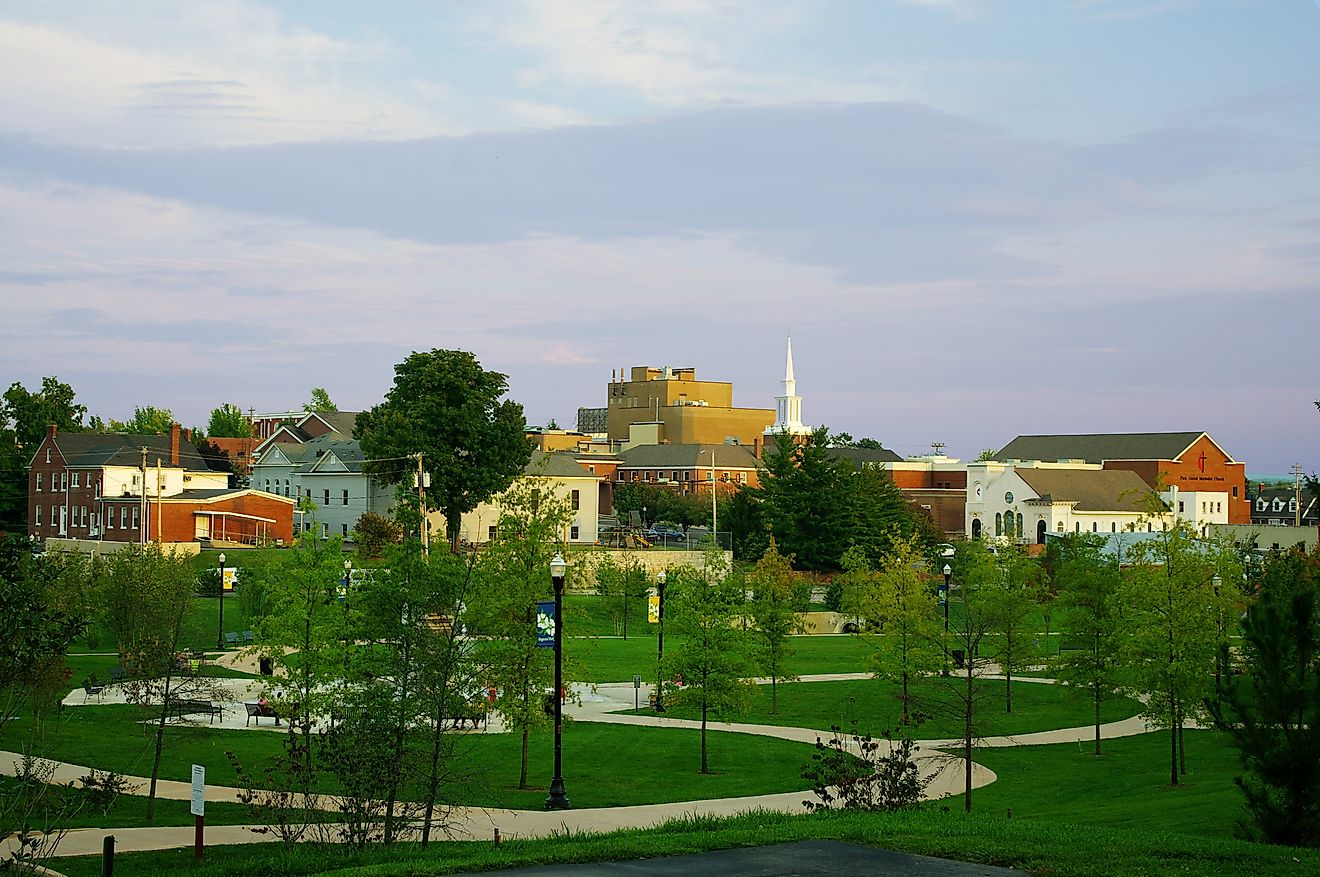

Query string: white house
[250,435,394,541]
[439,451,603,546]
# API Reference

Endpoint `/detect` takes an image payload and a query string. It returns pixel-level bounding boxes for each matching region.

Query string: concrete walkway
[8,667,1162,861]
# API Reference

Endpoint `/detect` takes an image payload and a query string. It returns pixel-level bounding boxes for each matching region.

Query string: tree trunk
[1093,683,1102,756]
[700,700,709,775]
[1005,669,1013,714]
[1169,689,1179,787]
[964,659,974,812]
[518,678,530,789]
[146,673,174,822]
[771,675,778,716]
[1177,706,1187,776]
[421,696,449,848]
[901,670,910,725]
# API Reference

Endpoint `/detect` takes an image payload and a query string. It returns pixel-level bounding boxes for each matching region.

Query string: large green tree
[1209,546,1320,846]
[108,406,175,435]
[356,349,531,548]
[982,541,1044,714]
[206,403,251,438]
[305,388,338,413]
[1,377,86,530]
[746,539,801,715]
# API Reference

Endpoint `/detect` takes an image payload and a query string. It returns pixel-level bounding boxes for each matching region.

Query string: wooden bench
[244,702,281,727]
[169,699,222,723]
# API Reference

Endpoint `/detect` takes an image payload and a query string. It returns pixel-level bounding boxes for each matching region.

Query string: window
[342,489,349,506]
[284,479,290,497]
[1111,522,1117,532]
[671,471,679,482]
[995,512,1002,537]
[342,523,349,537]
[34,505,41,526]
[571,490,580,511]
[1217,502,1222,513]
[488,525,497,541]
[738,472,747,484]
[1017,513,1023,535]
[682,471,691,481]
[1092,522,1098,532]
[1075,522,1080,533]
[644,471,651,482]
[322,522,329,538]
[35,472,42,492]
[1057,521,1064,532]
[106,508,113,529]
[1147,522,1152,532]
[324,489,330,506]
[570,525,580,540]
[120,508,127,529]
[60,472,67,492]
[72,472,79,488]
[81,506,87,527]
[588,464,595,473]
[1178,501,1184,513]
[1233,486,1238,498]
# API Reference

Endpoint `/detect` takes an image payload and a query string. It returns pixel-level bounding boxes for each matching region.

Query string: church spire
[767,333,809,436]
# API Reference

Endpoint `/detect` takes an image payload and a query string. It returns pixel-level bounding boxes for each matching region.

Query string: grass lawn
[0,775,258,830]
[50,805,1320,877]
[4,707,815,812]
[970,728,1247,838]
[570,634,874,684]
[70,595,257,656]
[620,677,1143,740]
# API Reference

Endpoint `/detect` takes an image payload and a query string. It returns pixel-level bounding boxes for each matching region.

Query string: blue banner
[535,600,556,648]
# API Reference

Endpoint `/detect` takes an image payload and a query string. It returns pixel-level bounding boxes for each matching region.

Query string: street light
[216,553,227,649]
[654,568,667,712]
[707,449,718,549]
[940,563,952,676]
[545,553,570,811]
[342,559,352,677]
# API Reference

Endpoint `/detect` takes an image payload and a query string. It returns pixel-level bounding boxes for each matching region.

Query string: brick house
[27,423,293,546]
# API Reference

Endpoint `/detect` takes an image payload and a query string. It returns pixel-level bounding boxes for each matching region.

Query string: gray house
[250,434,393,541]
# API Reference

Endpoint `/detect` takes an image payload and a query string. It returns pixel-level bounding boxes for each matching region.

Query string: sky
[0,0,1316,473]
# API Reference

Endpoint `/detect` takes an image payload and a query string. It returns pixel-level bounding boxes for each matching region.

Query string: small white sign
[190,764,205,817]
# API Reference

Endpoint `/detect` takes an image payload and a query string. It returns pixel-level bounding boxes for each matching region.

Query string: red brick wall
[1103,435,1250,524]
[160,493,295,545]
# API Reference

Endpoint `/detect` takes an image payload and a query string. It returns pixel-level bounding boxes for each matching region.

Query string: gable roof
[1016,468,1156,513]
[49,432,219,472]
[995,432,1206,464]
[524,450,600,479]
[826,446,904,466]
[618,443,761,469]
[298,410,358,436]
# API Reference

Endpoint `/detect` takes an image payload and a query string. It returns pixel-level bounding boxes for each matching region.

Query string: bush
[801,720,928,813]
[196,568,221,597]
[823,579,845,612]
[352,512,403,558]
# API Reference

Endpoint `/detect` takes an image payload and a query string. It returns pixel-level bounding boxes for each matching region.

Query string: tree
[841,536,942,725]
[305,388,338,413]
[108,406,175,435]
[593,554,649,639]
[982,541,1043,714]
[747,539,801,715]
[1122,523,1241,785]
[975,449,997,462]
[2,377,86,451]
[613,483,669,528]
[1050,533,1128,755]
[1209,546,1320,846]
[666,555,755,774]
[468,478,571,788]
[206,403,251,438]
[356,349,531,548]
[101,544,224,820]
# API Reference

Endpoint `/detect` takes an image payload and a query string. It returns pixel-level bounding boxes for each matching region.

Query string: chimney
[170,422,180,466]
[182,427,192,444]
[47,423,58,440]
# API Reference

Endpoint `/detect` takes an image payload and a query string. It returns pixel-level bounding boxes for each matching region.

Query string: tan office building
[604,365,775,447]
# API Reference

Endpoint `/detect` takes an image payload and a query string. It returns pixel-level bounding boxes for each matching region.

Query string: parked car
[645,526,687,544]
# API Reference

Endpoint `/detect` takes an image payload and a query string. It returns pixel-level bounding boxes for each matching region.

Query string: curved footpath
[3,663,1162,861]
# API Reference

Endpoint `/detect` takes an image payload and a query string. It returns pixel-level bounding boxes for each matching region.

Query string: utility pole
[156,458,163,543]
[415,453,429,556]
[140,447,148,546]
[707,448,717,549]
[1293,464,1304,527]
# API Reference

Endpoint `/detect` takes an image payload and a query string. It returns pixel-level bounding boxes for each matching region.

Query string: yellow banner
[222,568,237,592]
[647,595,660,623]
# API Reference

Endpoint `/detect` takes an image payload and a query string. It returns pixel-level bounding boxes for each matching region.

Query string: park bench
[244,701,281,727]
[168,698,222,723]
[224,632,240,647]
[82,676,105,703]
[108,666,127,686]
[242,630,255,644]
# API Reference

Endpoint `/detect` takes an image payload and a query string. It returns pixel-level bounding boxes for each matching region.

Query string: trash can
[259,656,273,676]
[952,649,966,669]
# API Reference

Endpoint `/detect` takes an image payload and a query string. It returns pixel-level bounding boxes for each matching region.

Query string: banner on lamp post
[535,600,556,648]
[647,595,660,623]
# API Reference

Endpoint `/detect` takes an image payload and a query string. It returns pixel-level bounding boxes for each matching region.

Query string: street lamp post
[654,569,667,712]
[342,559,352,677]
[940,563,952,676]
[545,553,570,810]
[216,553,227,649]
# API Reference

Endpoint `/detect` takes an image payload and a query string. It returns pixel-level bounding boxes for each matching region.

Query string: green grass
[620,677,1143,740]
[0,775,258,829]
[70,595,257,656]
[4,707,815,812]
[50,805,1320,877]
[971,728,1247,838]
[570,635,874,684]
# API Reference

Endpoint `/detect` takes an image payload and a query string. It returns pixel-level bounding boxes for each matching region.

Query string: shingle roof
[618,443,761,469]
[303,411,358,436]
[286,436,367,473]
[826,446,904,465]
[525,450,597,479]
[52,432,219,472]
[995,432,1206,464]
[1016,468,1156,513]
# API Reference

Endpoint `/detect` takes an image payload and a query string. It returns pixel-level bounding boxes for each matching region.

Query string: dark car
[646,527,688,544]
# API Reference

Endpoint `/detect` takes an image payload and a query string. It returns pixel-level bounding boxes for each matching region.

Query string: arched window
[995,512,1002,537]
[1111,522,1117,532]
[1057,521,1065,532]
[1016,513,1024,536]
[971,518,982,538]
[1075,521,1081,533]
[1092,521,1098,532]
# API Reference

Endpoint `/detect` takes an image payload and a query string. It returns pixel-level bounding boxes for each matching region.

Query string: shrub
[353,512,403,558]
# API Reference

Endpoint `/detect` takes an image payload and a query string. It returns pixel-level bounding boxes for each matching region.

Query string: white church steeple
[766,334,810,436]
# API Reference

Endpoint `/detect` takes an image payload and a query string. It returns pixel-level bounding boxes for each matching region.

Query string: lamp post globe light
[216,553,227,649]
[940,563,952,677]
[545,553,570,810]
[654,568,667,712]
